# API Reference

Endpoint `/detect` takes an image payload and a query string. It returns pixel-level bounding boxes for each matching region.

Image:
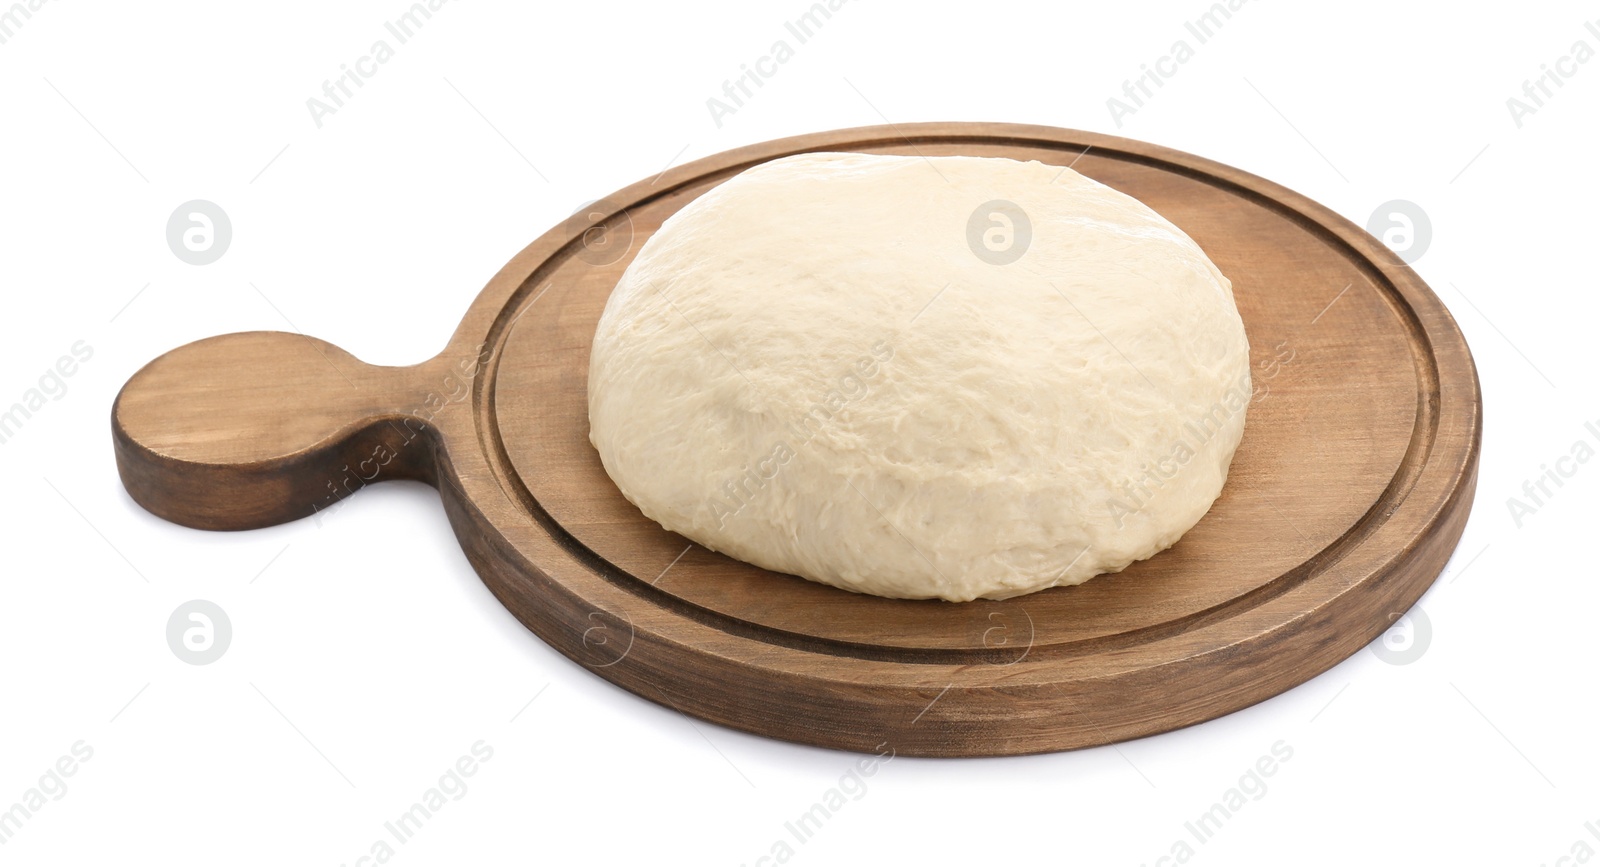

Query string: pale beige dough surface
[588,152,1250,601]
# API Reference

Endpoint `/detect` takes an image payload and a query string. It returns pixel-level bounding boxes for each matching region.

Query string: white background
[2,1,1596,864]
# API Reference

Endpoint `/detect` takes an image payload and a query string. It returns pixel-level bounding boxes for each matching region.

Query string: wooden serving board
[113,124,1481,757]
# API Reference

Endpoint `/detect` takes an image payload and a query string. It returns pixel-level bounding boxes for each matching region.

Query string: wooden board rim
[433,123,1481,755]
[110,122,1482,757]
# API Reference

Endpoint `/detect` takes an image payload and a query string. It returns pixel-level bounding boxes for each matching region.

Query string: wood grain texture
[113,123,1481,757]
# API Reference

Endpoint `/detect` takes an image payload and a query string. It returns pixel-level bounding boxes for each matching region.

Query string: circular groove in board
[489,135,1437,660]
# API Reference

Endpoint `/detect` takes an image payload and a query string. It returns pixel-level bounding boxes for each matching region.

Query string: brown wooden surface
[112,123,1482,757]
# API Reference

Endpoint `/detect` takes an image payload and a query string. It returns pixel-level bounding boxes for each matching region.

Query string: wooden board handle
[112,331,449,531]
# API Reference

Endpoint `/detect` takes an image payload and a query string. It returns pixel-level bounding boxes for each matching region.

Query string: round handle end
[113,331,437,530]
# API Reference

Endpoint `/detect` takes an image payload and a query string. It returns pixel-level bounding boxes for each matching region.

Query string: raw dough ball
[588,152,1250,601]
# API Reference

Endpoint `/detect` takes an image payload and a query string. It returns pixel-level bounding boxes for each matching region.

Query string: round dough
[588,152,1250,601]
